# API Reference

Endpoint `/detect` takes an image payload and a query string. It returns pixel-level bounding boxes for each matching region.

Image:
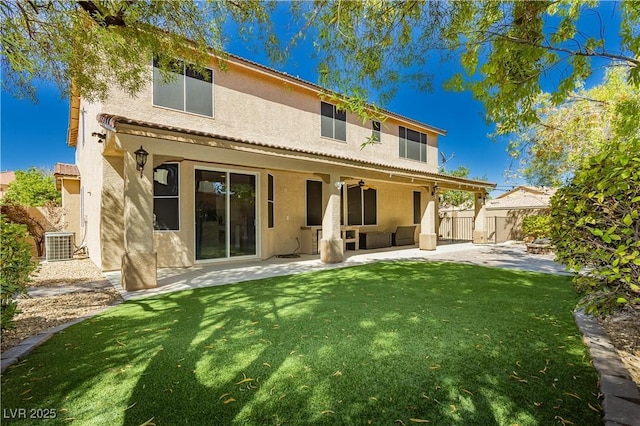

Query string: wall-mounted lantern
[134,146,149,177]
[431,183,439,196]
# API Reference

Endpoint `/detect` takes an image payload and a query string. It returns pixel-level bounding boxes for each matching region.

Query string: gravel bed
[29,257,106,287]
[1,258,122,352]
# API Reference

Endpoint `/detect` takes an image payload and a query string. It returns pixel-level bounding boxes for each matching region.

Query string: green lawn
[1,262,601,425]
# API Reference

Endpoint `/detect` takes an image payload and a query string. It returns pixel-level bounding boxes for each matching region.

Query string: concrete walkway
[104,241,567,301]
[2,241,638,424]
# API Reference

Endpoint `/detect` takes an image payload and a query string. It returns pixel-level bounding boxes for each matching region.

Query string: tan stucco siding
[100,155,125,270]
[61,179,82,241]
[100,58,440,176]
[74,100,107,268]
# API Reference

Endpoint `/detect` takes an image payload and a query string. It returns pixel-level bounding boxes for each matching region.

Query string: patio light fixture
[91,132,106,143]
[134,146,149,177]
[431,183,438,196]
[358,179,365,187]
[334,181,345,189]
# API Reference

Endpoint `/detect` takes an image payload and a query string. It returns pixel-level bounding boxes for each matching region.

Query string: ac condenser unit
[45,232,74,261]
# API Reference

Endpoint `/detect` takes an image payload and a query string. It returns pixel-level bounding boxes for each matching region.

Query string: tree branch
[77,1,127,28]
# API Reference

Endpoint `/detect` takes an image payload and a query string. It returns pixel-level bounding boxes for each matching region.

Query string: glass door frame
[194,166,260,264]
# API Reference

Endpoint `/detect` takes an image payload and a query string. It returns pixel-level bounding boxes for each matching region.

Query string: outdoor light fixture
[478,194,486,205]
[334,181,345,189]
[134,146,149,177]
[91,132,106,143]
[431,183,438,196]
[358,179,365,187]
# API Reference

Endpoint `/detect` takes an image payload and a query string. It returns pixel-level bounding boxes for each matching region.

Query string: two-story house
[67,52,494,290]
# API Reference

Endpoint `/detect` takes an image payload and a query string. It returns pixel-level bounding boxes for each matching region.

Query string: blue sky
[0,2,624,193]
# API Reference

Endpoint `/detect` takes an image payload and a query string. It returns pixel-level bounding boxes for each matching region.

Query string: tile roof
[0,171,15,186]
[54,163,80,177]
[487,186,556,209]
[97,113,494,191]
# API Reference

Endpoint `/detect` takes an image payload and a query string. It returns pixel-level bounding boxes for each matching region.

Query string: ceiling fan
[346,179,376,190]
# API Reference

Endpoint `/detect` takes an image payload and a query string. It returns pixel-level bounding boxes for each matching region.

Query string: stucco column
[473,192,488,244]
[419,186,438,250]
[320,175,344,263]
[121,149,157,290]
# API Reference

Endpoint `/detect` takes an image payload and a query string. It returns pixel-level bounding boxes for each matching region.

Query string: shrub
[1,215,37,331]
[550,139,640,316]
[522,214,551,239]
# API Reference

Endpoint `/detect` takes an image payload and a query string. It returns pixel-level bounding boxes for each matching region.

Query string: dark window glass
[153,163,180,231]
[399,126,427,162]
[153,58,213,116]
[363,188,377,225]
[306,180,323,226]
[320,101,346,141]
[413,191,421,224]
[154,198,180,230]
[372,121,381,142]
[347,186,362,226]
[267,174,274,229]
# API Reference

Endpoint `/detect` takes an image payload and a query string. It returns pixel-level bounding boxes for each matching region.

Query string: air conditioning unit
[45,232,75,262]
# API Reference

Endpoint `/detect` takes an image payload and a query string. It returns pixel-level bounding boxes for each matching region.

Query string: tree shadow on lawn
[1,262,601,425]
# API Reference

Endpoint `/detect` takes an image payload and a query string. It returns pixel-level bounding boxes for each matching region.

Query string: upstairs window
[399,126,427,162]
[372,120,381,143]
[321,101,346,141]
[153,57,213,117]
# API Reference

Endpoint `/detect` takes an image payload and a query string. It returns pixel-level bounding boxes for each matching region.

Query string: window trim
[372,120,381,143]
[267,173,274,229]
[399,126,428,163]
[193,166,261,263]
[152,57,214,118]
[305,179,324,227]
[153,162,180,232]
[346,186,378,226]
[320,101,347,141]
[413,191,422,225]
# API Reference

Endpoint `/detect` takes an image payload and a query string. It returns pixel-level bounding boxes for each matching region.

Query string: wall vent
[45,232,74,262]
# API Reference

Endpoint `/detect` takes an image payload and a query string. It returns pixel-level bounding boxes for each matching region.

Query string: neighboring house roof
[487,185,557,209]
[54,163,80,177]
[0,171,15,186]
[97,113,495,192]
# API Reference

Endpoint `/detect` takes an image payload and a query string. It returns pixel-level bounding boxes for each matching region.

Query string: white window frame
[399,126,428,163]
[320,101,347,141]
[153,162,181,232]
[193,166,260,263]
[152,57,214,118]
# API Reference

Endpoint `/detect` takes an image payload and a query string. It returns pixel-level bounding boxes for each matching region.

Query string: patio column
[473,192,488,244]
[320,175,344,263]
[121,148,157,290]
[419,186,438,250]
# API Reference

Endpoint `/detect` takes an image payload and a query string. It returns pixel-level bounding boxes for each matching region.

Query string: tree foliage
[550,138,640,316]
[3,167,60,207]
[506,67,640,186]
[1,215,37,331]
[2,1,638,135]
[522,214,552,239]
[439,166,487,208]
[0,0,275,101]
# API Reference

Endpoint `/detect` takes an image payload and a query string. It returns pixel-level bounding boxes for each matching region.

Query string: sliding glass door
[195,169,257,260]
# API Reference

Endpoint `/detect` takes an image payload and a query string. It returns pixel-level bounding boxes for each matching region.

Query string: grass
[1,262,601,425]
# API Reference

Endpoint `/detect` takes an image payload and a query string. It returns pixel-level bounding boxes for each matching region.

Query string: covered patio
[104,241,566,301]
